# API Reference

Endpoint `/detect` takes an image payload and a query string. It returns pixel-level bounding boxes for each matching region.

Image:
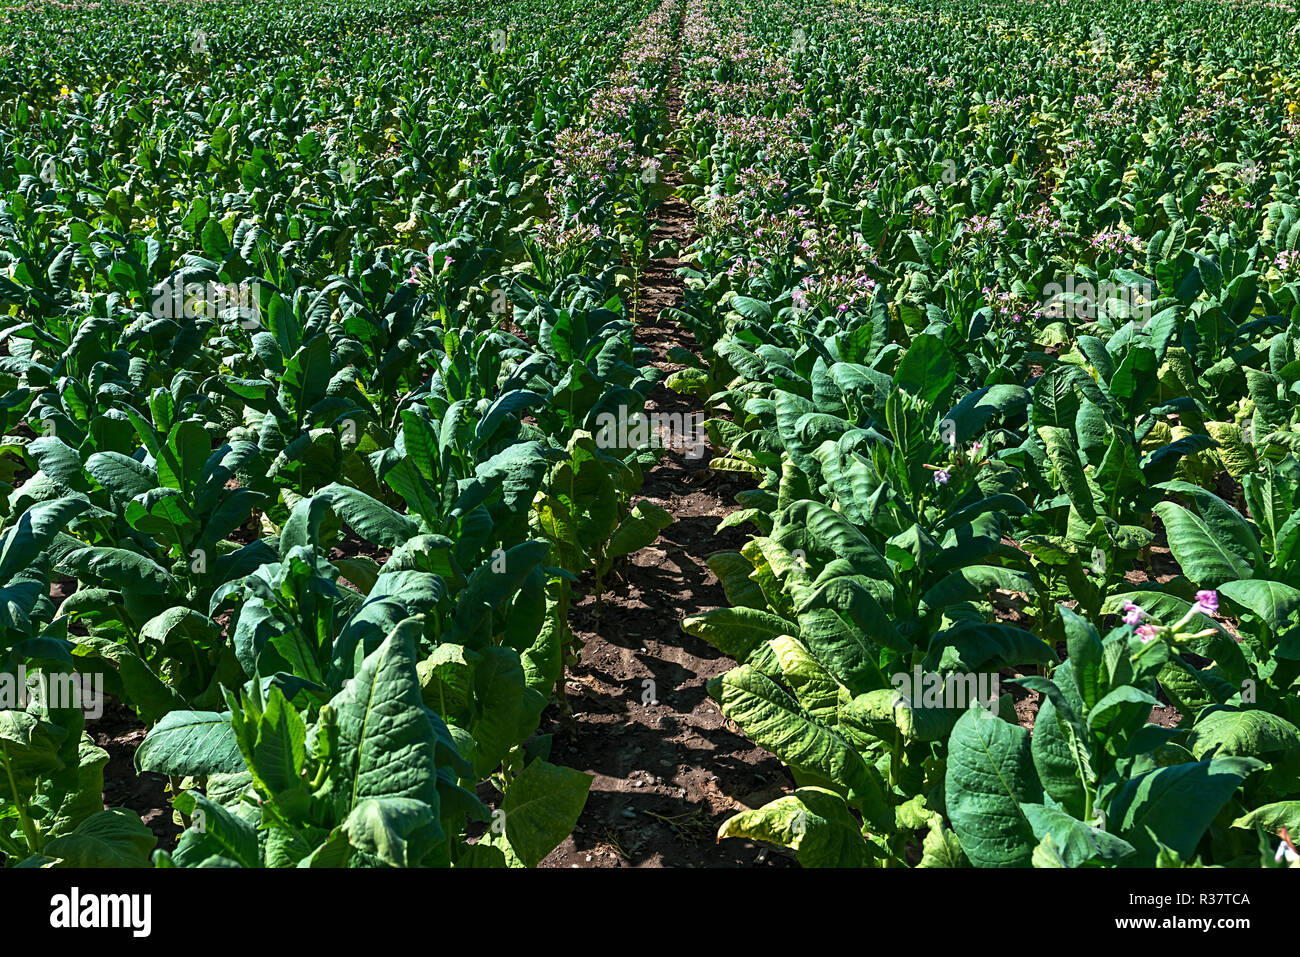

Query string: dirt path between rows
[539,54,793,868]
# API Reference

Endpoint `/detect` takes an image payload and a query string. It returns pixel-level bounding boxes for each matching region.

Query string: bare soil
[86,695,181,851]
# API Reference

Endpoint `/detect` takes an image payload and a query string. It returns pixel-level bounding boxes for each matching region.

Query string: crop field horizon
[0,0,1297,905]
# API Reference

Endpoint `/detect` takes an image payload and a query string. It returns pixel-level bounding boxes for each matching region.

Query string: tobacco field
[0,0,1299,870]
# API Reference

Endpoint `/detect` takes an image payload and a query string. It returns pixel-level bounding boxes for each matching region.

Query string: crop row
[674,0,1300,867]
[0,0,684,868]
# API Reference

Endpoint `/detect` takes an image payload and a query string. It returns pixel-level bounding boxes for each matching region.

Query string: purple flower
[933,469,950,486]
[1122,600,1144,626]
[1194,589,1219,616]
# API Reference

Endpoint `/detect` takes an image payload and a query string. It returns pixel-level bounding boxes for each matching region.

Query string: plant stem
[0,743,39,855]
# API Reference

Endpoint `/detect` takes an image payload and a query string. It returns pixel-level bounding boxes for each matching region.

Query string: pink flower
[1123,600,1145,626]
[1136,624,1158,643]
[1194,589,1218,616]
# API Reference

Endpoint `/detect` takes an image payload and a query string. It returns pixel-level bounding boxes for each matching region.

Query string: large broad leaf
[892,333,954,409]
[1108,757,1262,865]
[718,787,874,867]
[72,636,187,724]
[1218,579,1300,638]
[343,797,443,868]
[713,665,890,829]
[136,710,244,776]
[920,566,1036,616]
[939,622,1059,672]
[942,384,1030,444]
[1060,607,1105,712]
[327,618,441,813]
[774,500,892,589]
[1157,481,1264,569]
[1020,803,1135,867]
[227,686,308,797]
[1151,501,1254,587]
[171,791,261,868]
[59,546,174,595]
[1018,673,1093,819]
[770,635,841,722]
[489,758,592,868]
[0,497,89,584]
[320,483,420,549]
[945,708,1042,867]
[1231,801,1300,834]
[41,808,155,867]
[918,819,969,867]
[466,646,544,778]
[841,687,961,745]
[795,607,889,696]
[0,711,65,800]
[1184,708,1300,760]
[1039,426,1097,522]
[606,500,673,559]
[682,606,792,662]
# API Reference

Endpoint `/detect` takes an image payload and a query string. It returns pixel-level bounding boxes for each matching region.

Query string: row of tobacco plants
[0,0,684,866]
[672,0,1300,866]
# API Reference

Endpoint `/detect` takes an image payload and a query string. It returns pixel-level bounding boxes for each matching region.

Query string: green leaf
[1039,425,1097,522]
[172,791,261,868]
[321,483,420,550]
[892,333,955,409]
[327,618,441,812]
[945,708,1042,867]
[228,686,308,796]
[491,758,592,868]
[1151,501,1254,587]
[715,665,891,829]
[717,787,874,867]
[42,808,155,867]
[343,797,442,868]
[1109,757,1262,865]
[1184,708,1300,760]
[918,818,969,867]
[1231,801,1300,834]
[1218,579,1300,637]
[136,710,244,776]
[606,500,673,559]
[682,606,793,662]
[1020,803,1134,867]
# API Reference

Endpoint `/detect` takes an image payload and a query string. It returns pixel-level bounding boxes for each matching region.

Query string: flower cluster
[1198,193,1257,221]
[1275,249,1300,275]
[982,286,1043,325]
[587,84,655,130]
[532,217,603,256]
[797,272,879,314]
[551,126,636,188]
[1015,204,1076,241]
[1122,590,1218,644]
[1089,228,1142,257]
